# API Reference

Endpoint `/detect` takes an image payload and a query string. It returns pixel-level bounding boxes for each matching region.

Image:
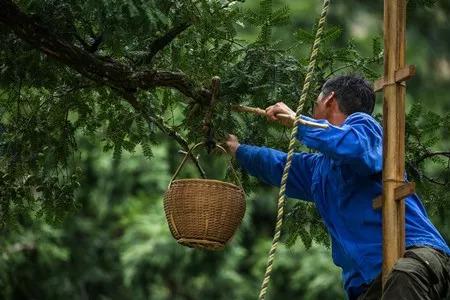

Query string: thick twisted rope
[257,1,331,299]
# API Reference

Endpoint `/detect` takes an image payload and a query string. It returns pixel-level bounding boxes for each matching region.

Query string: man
[225,75,450,299]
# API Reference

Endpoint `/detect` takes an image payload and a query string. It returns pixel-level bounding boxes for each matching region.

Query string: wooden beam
[394,182,416,200]
[374,78,385,93]
[372,182,416,209]
[381,0,407,286]
[395,65,416,83]
[373,196,382,210]
[374,65,416,92]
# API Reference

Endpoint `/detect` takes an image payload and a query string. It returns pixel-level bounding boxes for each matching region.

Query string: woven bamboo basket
[164,142,245,251]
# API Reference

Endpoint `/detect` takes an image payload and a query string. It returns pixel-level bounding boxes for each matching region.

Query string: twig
[120,92,206,178]
[326,64,354,78]
[416,151,450,164]
[146,112,206,178]
[422,174,447,186]
[145,22,191,63]
[52,83,96,97]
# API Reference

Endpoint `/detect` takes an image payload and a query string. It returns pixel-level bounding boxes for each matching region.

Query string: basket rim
[170,178,244,191]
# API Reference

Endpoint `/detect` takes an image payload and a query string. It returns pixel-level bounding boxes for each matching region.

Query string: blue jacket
[235,112,450,299]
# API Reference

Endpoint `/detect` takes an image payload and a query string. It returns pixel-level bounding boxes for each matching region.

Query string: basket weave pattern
[164,178,245,250]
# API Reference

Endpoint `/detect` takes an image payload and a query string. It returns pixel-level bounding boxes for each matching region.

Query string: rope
[257,1,331,299]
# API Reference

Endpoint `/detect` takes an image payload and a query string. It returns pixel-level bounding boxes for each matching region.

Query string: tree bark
[0,0,209,177]
[0,0,210,104]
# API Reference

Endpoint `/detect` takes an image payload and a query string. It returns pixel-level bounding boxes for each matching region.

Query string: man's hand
[265,102,296,127]
[225,134,240,157]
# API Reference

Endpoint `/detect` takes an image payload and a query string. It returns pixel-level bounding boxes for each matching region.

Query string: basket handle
[169,142,243,189]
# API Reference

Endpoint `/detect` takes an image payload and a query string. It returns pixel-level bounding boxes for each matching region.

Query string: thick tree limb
[133,70,210,102]
[0,0,209,177]
[146,22,191,63]
[0,0,210,104]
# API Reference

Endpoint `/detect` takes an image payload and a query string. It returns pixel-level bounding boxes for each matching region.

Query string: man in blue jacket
[225,75,450,299]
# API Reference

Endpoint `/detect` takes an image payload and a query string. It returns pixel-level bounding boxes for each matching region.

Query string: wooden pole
[381,0,407,285]
[231,105,329,129]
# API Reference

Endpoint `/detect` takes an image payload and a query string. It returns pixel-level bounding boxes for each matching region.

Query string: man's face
[313,91,328,119]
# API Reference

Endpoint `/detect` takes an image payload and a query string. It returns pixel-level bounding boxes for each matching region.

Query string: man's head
[313,75,375,123]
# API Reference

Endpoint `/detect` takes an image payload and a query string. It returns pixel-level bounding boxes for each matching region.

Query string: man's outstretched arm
[297,113,382,175]
[225,134,317,201]
[264,102,382,176]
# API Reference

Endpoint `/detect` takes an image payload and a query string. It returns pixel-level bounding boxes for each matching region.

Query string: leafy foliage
[0,138,344,299]
[405,101,450,215]
[0,0,383,225]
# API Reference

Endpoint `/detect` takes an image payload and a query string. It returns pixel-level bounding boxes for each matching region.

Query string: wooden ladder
[372,0,417,286]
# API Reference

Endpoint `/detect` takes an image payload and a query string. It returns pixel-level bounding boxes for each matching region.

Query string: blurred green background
[0,0,449,299]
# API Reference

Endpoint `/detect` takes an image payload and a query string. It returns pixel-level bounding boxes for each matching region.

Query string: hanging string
[257,1,331,299]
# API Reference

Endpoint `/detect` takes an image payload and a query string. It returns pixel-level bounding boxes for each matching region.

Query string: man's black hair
[321,75,375,115]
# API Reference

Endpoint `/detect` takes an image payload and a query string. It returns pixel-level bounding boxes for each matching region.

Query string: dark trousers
[357,247,450,300]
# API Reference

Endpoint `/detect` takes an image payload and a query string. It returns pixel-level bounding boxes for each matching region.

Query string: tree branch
[0,0,210,104]
[422,174,447,186]
[415,151,450,164]
[133,70,211,102]
[52,83,97,97]
[0,0,210,178]
[5,241,36,255]
[145,22,191,63]
[0,0,211,178]
[74,32,104,53]
[119,92,206,179]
